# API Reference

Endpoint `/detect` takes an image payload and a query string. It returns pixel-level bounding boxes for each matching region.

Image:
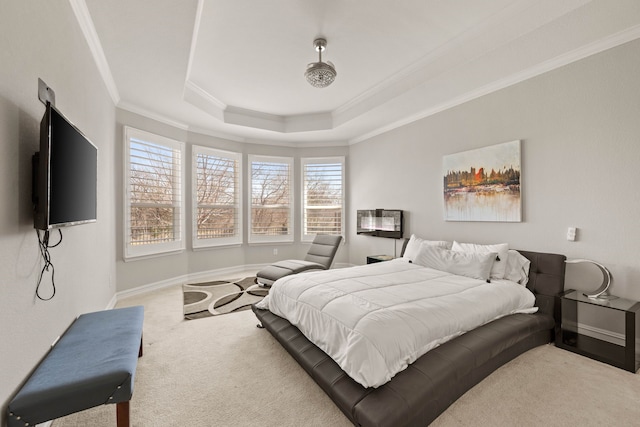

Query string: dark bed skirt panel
[252,306,554,427]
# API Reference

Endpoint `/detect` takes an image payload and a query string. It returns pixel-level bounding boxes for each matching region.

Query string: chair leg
[138,334,143,358]
[116,401,130,427]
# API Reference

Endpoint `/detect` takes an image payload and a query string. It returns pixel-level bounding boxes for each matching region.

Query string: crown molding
[75,0,640,147]
[183,80,226,121]
[69,0,120,104]
[118,101,189,130]
[243,137,348,148]
[349,23,640,145]
[185,0,206,88]
[187,125,247,143]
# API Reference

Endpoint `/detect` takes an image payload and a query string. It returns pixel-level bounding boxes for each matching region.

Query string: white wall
[0,1,116,420]
[348,39,640,301]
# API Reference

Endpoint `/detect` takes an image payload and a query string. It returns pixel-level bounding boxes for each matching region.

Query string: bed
[252,246,566,427]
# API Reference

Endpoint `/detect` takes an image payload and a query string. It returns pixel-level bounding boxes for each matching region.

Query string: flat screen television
[357,209,403,239]
[33,102,97,230]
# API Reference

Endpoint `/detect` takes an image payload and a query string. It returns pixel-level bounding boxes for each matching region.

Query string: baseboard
[563,320,625,346]
[186,263,265,284]
[113,262,354,304]
[114,263,269,302]
[115,273,190,301]
[106,293,118,309]
[578,323,625,346]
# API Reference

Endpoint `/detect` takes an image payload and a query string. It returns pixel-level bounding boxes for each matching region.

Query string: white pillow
[505,250,531,286]
[451,241,509,279]
[413,245,496,281]
[402,234,451,262]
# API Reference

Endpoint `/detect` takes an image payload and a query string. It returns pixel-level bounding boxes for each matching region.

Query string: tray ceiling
[78,0,640,145]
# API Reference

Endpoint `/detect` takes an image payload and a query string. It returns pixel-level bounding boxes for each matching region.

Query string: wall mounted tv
[33,102,97,230]
[356,209,403,239]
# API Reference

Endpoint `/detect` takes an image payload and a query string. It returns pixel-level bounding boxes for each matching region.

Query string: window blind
[193,147,241,247]
[249,156,293,242]
[302,158,344,238]
[124,127,184,258]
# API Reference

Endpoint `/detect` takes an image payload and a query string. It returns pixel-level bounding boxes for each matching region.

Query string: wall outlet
[273,248,278,255]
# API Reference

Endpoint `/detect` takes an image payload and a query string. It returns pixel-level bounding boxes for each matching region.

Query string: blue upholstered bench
[7,306,144,427]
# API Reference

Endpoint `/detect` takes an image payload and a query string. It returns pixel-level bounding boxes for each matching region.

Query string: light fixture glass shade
[305,61,337,88]
[305,38,336,88]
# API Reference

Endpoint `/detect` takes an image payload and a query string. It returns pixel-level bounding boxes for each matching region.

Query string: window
[249,155,293,243]
[192,146,242,248]
[124,127,185,259]
[301,157,345,241]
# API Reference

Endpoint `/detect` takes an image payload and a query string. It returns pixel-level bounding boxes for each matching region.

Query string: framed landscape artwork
[443,140,522,222]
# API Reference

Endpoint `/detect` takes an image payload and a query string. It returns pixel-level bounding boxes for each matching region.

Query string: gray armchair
[257,234,343,287]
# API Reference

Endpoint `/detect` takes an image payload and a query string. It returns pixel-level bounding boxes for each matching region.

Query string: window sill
[123,248,185,262]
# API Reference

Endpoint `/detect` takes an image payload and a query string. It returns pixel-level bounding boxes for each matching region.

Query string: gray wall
[0,1,117,420]
[348,39,640,301]
[115,109,349,291]
[2,1,639,421]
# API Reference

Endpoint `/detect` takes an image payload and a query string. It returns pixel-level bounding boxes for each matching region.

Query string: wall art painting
[443,140,521,222]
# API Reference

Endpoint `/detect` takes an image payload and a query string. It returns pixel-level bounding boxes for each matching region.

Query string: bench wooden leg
[116,401,130,427]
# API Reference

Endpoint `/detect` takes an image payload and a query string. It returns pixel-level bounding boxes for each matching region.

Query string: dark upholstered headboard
[517,250,566,320]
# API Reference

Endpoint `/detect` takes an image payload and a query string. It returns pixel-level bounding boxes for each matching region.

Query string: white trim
[564,320,626,347]
[350,24,640,145]
[184,0,206,91]
[187,125,247,143]
[68,0,120,104]
[118,102,189,131]
[106,293,118,310]
[116,274,190,300]
[186,263,264,284]
[113,263,353,302]
[115,264,266,300]
[184,80,227,111]
[242,137,348,148]
[333,0,540,119]
[121,249,185,262]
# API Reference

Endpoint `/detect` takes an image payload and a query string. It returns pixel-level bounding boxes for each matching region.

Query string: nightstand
[556,289,640,372]
[366,255,394,264]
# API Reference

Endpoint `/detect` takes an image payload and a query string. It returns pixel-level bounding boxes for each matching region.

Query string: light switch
[567,227,577,241]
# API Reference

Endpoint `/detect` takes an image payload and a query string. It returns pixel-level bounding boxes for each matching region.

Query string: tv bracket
[38,78,55,106]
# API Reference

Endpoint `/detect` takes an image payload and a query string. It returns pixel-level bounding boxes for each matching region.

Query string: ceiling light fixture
[305,38,336,88]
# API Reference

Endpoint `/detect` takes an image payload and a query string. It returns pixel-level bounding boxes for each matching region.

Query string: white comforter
[256,259,537,388]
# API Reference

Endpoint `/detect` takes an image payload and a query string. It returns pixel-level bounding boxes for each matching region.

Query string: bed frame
[252,250,566,427]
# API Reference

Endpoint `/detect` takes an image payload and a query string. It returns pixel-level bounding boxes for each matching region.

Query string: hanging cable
[35,228,62,301]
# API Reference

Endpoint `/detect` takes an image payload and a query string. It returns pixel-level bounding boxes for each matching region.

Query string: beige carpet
[54,282,640,427]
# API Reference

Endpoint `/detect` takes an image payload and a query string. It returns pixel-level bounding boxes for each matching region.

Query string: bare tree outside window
[195,153,238,239]
[303,160,343,236]
[251,160,291,236]
[129,139,180,245]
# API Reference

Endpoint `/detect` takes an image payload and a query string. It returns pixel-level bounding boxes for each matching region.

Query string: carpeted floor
[183,276,268,319]
[53,281,640,426]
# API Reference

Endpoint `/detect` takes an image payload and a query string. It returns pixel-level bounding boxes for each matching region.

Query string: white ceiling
[76,0,640,146]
